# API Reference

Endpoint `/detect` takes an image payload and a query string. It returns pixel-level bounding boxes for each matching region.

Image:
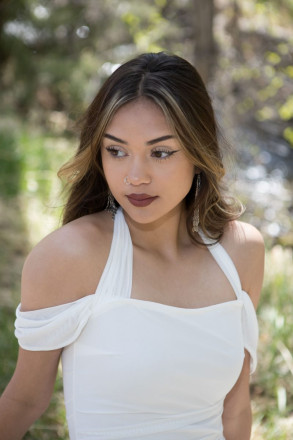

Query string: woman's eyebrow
[104,133,175,145]
[146,135,175,145]
[104,133,127,144]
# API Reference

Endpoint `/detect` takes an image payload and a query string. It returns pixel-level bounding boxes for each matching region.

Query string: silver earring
[192,174,201,233]
[124,176,131,185]
[106,191,117,219]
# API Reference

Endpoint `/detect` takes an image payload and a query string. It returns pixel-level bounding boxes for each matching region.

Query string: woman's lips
[126,194,158,207]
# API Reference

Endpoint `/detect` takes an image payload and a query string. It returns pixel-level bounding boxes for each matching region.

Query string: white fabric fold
[240,290,259,373]
[15,295,94,351]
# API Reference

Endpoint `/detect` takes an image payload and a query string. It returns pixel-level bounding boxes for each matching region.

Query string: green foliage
[0,124,71,439]
[283,66,293,78]
[0,307,18,389]
[121,3,167,52]
[265,51,281,66]
[0,0,187,121]
[0,121,73,208]
[216,0,293,148]
[279,95,293,121]
[0,1,114,114]
[0,130,23,197]
[283,127,293,146]
[252,246,293,438]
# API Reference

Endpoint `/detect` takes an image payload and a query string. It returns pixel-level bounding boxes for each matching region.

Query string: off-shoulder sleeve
[15,295,94,351]
[240,291,259,374]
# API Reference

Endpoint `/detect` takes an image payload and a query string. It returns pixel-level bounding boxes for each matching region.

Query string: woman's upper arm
[7,231,73,407]
[0,347,62,440]
[4,347,62,411]
[240,223,265,309]
[223,221,265,309]
[9,223,94,401]
[222,351,252,439]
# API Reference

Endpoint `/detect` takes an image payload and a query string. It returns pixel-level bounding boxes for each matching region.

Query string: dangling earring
[106,191,117,219]
[192,174,201,233]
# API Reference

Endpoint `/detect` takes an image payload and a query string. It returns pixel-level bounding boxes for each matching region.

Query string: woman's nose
[125,157,152,186]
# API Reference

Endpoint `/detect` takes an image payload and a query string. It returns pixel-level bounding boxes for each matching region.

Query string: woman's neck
[123,205,192,260]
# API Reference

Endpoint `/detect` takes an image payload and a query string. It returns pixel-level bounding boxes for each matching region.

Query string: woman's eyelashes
[105,146,179,160]
[151,149,179,160]
[105,146,126,157]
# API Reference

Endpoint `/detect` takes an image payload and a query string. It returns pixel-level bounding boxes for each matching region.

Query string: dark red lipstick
[126,194,158,207]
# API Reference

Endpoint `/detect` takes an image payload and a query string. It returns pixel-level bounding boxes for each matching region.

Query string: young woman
[0,52,264,440]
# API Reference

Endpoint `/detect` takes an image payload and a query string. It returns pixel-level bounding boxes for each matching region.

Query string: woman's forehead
[105,98,173,135]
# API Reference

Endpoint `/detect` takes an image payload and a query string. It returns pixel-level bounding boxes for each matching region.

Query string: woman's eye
[151,150,174,159]
[106,147,126,158]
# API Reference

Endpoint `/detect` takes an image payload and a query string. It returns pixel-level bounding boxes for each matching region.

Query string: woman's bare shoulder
[21,210,114,311]
[222,220,264,249]
[221,220,265,308]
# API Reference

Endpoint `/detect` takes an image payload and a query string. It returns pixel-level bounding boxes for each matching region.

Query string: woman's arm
[0,348,62,440]
[222,221,265,439]
[222,352,252,440]
[0,230,66,439]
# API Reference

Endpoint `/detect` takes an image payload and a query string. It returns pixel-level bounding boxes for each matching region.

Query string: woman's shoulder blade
[21,211,114,311]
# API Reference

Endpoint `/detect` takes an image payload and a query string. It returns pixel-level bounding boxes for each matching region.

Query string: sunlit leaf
[256,106,275,121]
[279,96,293,120]
[266,52,281,65]
[283,127,293,146]
[284,66,293,78]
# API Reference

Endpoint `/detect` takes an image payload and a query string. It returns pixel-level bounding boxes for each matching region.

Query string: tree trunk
[191,0,215,83]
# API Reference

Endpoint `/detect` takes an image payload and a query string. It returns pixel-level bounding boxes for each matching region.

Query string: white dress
[15,208,258,440]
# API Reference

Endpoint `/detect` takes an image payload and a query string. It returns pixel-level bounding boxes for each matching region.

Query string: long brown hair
[58,52,243,242]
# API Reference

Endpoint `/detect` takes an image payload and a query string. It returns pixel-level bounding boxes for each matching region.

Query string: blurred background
[0,0,292,438]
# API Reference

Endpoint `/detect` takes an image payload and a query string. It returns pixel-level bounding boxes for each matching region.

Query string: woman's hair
[58,52,243,242]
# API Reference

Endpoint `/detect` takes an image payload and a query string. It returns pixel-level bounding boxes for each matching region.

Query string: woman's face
[101,98,196,225]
